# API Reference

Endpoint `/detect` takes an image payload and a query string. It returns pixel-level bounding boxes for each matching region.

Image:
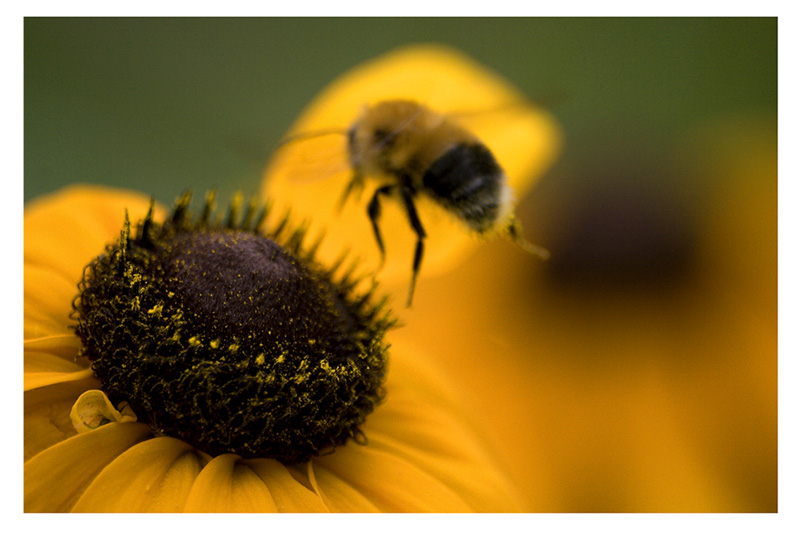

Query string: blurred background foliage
[24,18,775,207]
[24,18,777,512]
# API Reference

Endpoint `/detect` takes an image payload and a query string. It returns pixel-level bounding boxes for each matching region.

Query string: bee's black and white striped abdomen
[422,142,510,233]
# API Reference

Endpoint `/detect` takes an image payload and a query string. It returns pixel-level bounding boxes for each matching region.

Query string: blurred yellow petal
[24,422,152,512]
[72,437,206,512]
[262,44,561,299]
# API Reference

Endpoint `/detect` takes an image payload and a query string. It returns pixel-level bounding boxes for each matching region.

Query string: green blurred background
[24,18,778,511]
[24,17,775,203]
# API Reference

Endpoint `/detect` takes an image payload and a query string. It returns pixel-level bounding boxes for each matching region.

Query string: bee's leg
[338,173,365,211]
[399,187,427,307]
[366,184,396,269]
[507,216,550,260]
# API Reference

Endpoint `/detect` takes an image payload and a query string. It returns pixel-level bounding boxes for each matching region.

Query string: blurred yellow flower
[23,185,523,512]
[262,43,562,303]
[389,113,777,512]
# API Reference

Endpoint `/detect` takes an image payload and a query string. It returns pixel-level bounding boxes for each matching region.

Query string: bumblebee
[340,99,548,306]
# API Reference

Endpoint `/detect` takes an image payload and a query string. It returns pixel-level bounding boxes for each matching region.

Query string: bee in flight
[284,99,549,306]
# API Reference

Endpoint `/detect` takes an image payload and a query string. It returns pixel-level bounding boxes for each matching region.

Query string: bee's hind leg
[399,187,427,307]
[366,184,396,269]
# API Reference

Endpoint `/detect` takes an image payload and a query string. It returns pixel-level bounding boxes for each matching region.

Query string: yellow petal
[183,454,279,512]
[70,390,137,433]
[23,264,78,339]
[305,334,522,512]
[307,461,381,512]
[72,437,206,512]
[313,444,471,512]
[24,184,166,283]
[242,459,328,512]
[23,335,89,391]
[24,422,152,512]
[24,375,101,460]
[262,44,561,299]
[24,334,83,360]
[25,367,94,393]
[366,420,520,512]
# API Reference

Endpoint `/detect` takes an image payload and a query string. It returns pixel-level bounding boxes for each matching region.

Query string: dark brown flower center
[73,193,392,464]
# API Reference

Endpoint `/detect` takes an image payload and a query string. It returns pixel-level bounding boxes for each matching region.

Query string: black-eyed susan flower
[24,185,524,512]
[25,44,563,512]
[262,43,562,301]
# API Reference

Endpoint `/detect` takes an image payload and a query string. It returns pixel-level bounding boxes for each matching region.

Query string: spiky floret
[73,191,393,464]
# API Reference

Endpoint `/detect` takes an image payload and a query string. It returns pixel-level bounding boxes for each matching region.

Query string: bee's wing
[266,129,351,185]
